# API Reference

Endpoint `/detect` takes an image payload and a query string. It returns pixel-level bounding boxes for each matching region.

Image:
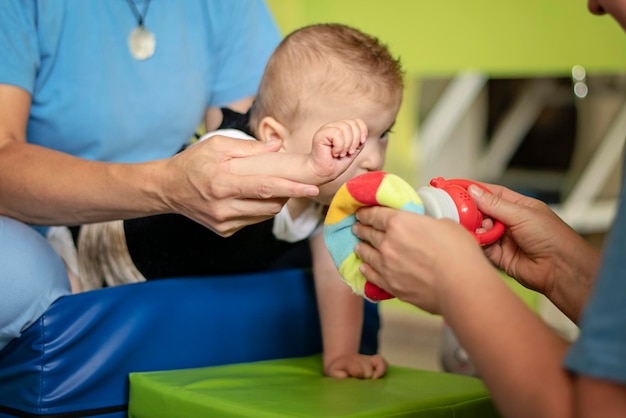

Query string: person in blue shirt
[351,0,626,416]
[0,1,321,352]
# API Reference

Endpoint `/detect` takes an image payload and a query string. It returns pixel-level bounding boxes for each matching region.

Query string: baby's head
[250,23,404,204]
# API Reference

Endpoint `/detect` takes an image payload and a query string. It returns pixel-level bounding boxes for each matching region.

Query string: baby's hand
[308,119,368,183]
[324,353,387,379]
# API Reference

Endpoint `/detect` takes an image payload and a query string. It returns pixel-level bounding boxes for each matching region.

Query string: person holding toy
[350,1,626,415]
[77,23,404,379]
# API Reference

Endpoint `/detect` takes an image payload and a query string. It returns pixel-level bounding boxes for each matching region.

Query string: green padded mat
[128,355,500,417]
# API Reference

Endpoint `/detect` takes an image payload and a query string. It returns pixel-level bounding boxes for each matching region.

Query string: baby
[78,23,404,379]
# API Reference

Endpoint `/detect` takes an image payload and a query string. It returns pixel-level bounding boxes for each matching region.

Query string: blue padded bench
[0,269,380,417]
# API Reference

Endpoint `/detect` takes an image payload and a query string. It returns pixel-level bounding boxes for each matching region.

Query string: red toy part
[346,171,386,206]
[364,281,395,301]
[429,177,505,245]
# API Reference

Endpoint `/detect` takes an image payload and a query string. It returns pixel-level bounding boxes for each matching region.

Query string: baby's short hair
[249,23,404,134]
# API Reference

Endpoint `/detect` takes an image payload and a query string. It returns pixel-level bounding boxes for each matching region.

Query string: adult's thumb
[469,184,518,227]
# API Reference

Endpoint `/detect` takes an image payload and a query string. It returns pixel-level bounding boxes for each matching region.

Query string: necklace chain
[127,0,151,27]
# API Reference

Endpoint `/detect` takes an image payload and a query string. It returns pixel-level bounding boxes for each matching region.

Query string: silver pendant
[128,26,156,60]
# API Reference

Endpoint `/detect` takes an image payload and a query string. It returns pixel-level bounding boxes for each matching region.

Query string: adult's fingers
[196,137,320,199]
[352,220,385,250]
[353,241,385,284]
[197,210,275,237]
[469,184,528,227]
[210,134,283,158]
[355,206,395,231]
[236,174,319,200]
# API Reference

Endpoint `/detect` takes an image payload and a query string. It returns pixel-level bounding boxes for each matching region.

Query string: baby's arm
[229,119,367,186]
[309,232,387,379]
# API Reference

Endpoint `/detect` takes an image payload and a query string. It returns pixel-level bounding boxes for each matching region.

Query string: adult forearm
[440,263,574,418]
[549,235,600,324]
[0,142,166,225]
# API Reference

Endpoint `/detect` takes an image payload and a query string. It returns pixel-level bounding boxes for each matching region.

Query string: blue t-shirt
[564,162,626,384]
[0,0,280,163]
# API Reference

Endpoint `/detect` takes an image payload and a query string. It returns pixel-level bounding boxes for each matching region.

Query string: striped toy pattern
[323,171,424,302]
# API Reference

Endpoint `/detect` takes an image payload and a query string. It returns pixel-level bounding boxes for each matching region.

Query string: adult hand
[469,184,599,322]
[160,135,319,237]
[353,206,486,314]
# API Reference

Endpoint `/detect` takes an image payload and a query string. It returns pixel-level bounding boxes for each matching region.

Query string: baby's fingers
[368,354,388,379]
[325,354,388,379]
[320,119,367,158]
[333,121,360,158]
[346,119,367,154]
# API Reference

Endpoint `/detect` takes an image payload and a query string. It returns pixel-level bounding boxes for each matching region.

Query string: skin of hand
[309,232,387,379]
[307,119,367,182]
[468,184,600,323]
[352,206,484,314]
[230,118,368,223]
[159,135,321,236]
[348,2,626,412]
[352,193,626,417]
[261,93,396,207]
[351,206,578,417]
[0,85,319,236]
[324,353,388,379]
[230,119,367,188]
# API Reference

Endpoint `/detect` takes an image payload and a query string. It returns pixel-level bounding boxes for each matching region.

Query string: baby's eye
[380,129,392,142]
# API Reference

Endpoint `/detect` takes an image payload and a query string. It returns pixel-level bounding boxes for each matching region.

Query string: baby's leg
[0,217,71,352]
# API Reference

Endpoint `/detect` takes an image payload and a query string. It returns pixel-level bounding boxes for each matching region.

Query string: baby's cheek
[318,181,343,205]
[320,163,365,204]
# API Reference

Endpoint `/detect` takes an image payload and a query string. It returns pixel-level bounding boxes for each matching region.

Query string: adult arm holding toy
[334,0,626,413]
[353,0,626,418]
[352,184,626,416]
[471,184,600,323]
[353,178,624,417]
[351,0,626,413]
[353,203,576,418]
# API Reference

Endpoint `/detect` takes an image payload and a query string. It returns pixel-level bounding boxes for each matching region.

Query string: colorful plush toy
[324,171,505,302]
[323,171,425,302]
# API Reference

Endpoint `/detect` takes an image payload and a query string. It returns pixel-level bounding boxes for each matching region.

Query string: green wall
[267,0,626,180]
[268,0,626,75]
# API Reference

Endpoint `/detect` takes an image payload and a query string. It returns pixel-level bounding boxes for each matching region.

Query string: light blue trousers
[0,216,71,351]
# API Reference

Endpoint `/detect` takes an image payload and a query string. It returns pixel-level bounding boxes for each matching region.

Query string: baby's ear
[257,116,289,151]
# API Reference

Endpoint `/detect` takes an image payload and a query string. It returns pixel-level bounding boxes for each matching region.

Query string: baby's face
[286,94,401,205]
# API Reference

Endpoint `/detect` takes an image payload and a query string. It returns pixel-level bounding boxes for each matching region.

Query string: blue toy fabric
[0,269,379,417]
[324,171,424,301]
